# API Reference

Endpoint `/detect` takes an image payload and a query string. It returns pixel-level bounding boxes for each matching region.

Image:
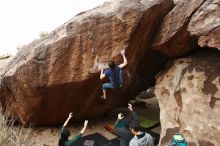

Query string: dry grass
[0,114,33,146]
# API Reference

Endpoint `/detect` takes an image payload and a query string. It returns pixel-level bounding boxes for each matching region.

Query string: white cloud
[0,0,106,55]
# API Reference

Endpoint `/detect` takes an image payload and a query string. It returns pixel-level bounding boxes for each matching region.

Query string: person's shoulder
[116,65,120,69]
[129,137,137,145]
[104,69,112,77]
[144,132,153,138]
[144,132,154,143]
[115,65,122,71]
[104,68,111,72]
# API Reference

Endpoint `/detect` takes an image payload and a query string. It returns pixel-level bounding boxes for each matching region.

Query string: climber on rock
[59,113,88,146]
[100,49,128,99]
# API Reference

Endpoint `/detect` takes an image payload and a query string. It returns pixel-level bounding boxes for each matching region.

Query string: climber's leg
[101,83,114,99]
[101,89,107,99]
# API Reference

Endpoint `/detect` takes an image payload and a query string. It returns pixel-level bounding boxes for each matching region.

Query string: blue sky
[0,0,106,55]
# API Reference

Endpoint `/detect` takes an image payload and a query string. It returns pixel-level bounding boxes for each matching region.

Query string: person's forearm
[63,117,71,127]
[100,70,105,79]
[115,119,123,128]
[130,110,138,121]
[80,126,87,134]
[115,119,120,126]
[122,54,127,65]
[119,54,128,68]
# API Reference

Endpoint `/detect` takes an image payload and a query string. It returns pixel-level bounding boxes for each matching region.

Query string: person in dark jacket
[59,113,88,146]
[115,103,137,146]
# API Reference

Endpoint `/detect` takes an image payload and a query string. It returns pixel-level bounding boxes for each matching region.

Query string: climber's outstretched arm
[119,50,127,69]
[63,113,73,127]
[80,120,88,134]
[128,103,138,121]
[100,69,106,80]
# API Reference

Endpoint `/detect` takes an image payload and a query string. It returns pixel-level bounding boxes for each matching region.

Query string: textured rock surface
[155,49,220,146]
[188,0,220,50]
[152,0,205,57]
[0,0,172,126]
[0,56,13,78]
[151,0,220,57]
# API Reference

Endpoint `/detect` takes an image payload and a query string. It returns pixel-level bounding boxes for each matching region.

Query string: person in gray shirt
[129,121,154,146]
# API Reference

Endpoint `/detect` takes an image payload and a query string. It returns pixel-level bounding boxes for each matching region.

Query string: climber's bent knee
[102,83,114,90]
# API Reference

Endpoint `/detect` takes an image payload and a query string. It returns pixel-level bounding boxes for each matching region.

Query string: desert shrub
[0,55,10,60]
[39,31,49,38]
[0,115,33,146]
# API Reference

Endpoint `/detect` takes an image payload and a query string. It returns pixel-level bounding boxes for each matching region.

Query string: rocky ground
[0,96,160,146]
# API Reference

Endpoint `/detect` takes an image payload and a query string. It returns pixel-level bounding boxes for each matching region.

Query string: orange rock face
[0,0,172,126]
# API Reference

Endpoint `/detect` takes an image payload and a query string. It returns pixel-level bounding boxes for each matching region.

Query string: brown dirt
[0,97,160,146]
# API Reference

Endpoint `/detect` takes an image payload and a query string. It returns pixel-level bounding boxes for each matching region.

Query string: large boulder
[155,49,220,146]
[0,0,172,126]
[151,0,220,57]
[188,0,220,50]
